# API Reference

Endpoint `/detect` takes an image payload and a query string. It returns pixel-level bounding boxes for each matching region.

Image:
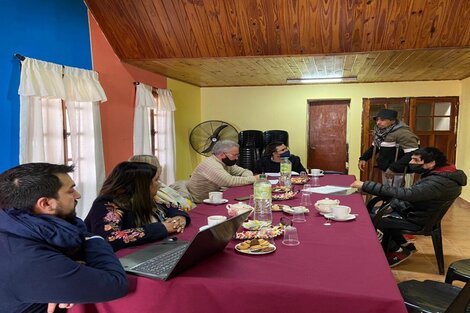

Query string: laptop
[119,209,252,280]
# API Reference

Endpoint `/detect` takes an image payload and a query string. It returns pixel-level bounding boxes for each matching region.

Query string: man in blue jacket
[0,163,128,313]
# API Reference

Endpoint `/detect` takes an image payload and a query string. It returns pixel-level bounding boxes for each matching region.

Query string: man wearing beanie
[358,108,419,187]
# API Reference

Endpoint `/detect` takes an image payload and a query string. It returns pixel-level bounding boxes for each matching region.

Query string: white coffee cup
[207,215,227,226]
[311,169,324,176]
[331,205,351,219]
[209,191,223,203]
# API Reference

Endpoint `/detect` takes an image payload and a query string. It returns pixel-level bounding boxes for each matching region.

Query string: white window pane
[434,117,450,131]
[435,102,451,116]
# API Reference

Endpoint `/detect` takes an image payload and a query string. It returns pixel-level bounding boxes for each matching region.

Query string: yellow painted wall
[200,81,461,179]
[167,79,202,180]
[171,79,468,201]
[457,78,470,201]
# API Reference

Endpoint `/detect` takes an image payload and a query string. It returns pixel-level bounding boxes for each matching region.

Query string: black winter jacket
[254,155,306,174]
[362,166,467,226]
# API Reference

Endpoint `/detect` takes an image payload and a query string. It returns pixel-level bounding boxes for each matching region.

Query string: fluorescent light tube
[286,77,357,84]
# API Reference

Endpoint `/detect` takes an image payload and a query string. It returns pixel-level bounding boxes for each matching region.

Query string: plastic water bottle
[253,174,272,223]
[280,157,292,190]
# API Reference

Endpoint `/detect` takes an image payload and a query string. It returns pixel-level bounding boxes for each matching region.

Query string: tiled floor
[391,197,470,287]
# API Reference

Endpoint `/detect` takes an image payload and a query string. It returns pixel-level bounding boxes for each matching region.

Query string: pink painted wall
[88,13,167,174]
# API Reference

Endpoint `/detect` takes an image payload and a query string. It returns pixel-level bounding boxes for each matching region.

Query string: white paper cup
[331,205,351,219]
[209,191,223,203]
[207,215,227,226]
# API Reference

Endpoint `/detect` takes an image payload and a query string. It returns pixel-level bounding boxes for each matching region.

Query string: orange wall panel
[88,13,166,174]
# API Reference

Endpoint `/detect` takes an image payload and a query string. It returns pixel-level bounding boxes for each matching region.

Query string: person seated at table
[351,147,467,267]
[85,161,190,251]
[129,154,196,211]
[0,163,128,313]
[254,141,306,174]
[187,140,259,203]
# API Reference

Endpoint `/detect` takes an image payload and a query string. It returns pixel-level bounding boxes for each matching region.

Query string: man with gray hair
[187,140,259,203]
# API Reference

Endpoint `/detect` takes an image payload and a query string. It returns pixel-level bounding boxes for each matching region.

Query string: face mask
[222,156,237,166]
[279,151,291,158]
[409,164,428,174]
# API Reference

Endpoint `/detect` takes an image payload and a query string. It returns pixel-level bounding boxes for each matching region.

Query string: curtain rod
[15,53,25,61]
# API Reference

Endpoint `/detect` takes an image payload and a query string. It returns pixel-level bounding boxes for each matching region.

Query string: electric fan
[189,120,239,156]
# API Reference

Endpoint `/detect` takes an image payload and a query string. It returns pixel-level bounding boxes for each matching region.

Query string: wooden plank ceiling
[85,0,470,87]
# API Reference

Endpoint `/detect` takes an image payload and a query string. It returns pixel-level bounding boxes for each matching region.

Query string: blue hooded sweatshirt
[0,208,128,313]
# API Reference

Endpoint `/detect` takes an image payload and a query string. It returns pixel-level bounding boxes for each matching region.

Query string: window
[415,101,452,131]
[61,101,73,165]
[150,91,160,157]
[150,108,159,157]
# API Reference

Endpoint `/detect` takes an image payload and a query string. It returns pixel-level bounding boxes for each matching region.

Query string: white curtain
[18,57,106,219]
[133,84,176,184]
[133,84,156,155]
[156,88,176,185]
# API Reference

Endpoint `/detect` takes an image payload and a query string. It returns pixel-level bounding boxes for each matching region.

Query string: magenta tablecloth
[71,175,406,313]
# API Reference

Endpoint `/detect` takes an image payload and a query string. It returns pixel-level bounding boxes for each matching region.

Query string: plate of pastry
[271,204,289,212]
[272,191,298,201]
[235,224,285,240]
[291,177,310,185]
[272,185,291,193]
[235,239,276,255]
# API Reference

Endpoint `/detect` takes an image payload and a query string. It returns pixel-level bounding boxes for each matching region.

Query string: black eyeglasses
[280,216,293,226]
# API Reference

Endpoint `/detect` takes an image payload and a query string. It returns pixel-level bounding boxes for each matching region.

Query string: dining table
[71,174,407,313]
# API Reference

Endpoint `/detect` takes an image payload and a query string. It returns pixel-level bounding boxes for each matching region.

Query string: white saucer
[283,206,310,214]
[203,199,229,205]
[308,173,324,177]
[324,213,356,221]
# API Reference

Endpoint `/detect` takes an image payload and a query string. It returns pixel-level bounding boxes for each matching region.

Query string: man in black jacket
[351,147,467,267]
[254,141,306,174]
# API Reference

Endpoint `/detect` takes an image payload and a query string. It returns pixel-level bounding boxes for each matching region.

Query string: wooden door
[307,100,348,173]
[409,97,458,164]
[360,98,408,181]
[360,96,459,182]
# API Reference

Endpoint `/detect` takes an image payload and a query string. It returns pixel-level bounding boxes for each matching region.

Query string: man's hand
[350,180,364,190]
[358,160,367,172]
[47,303,74,313]
[384,168,396,179]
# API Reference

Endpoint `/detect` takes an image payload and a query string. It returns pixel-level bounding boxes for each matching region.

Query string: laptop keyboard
[131,243,189,276]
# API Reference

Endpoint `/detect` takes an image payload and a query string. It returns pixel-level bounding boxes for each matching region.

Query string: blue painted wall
[0,0,91,172]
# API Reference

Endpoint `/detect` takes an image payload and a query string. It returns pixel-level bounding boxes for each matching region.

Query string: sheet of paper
[266,171,299,177]
[266,172,280,177]
[303,185,351,194]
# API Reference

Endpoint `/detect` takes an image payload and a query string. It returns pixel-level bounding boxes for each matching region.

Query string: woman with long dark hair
[85,162,190,251]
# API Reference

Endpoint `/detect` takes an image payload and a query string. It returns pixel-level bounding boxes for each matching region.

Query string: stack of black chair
[238,130,264,171]
[263,130,289,148]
